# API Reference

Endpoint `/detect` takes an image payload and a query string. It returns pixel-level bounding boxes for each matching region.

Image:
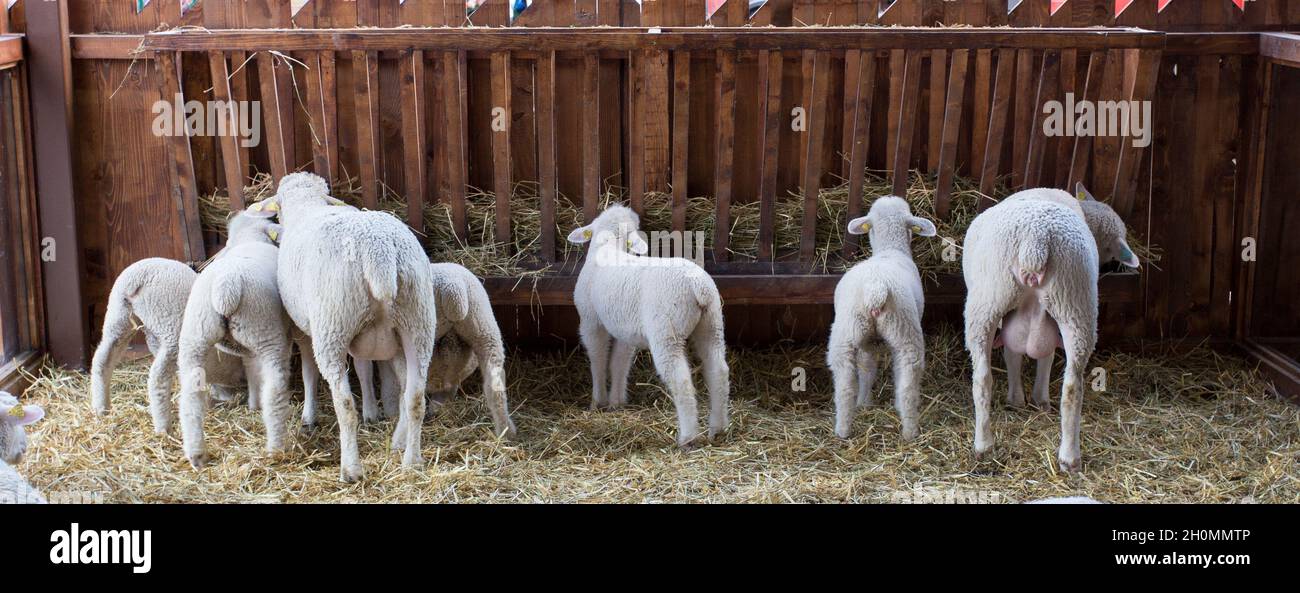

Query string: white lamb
[90,257,246,432]
[827,196,936,441]
[566,205,729,448]
[963,183,1138,473]
[247,172,436,482]
[175,212,293,468]
[0,392,46,504]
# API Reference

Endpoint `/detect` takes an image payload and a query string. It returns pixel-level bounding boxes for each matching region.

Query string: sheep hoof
[900,427,919,442]
[834,427,852,440]
[1058,456,1081,474]
[93,405,110,416]
[340,465,365,483]
[677,436,704,451]
[300,421,317,433]
[187,452,209,470]
[362,411,381,424]
[707,426,726,441]
[402,452,426,468]
[972,447,993,463]
[1029,399,1052,412]
[497,422,519,441]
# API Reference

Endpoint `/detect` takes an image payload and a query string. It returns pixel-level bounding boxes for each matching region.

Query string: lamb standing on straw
[90,257,246,433]
[246,172,436,482]
[176,212,292,468]
[962,183,1139,473]
[827,196,936,441]
[0,392,45,504]
[566,205,729,448]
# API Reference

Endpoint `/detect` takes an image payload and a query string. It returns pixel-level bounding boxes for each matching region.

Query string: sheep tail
[860,279,890,319]
[210,268,245,317]
[361,241,400,306]
[1014,226,1053,288]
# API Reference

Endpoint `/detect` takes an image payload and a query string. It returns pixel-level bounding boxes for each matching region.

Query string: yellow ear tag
[626,239,633,249]
[859,223,871,233]
[264,201,280,212]
[1076,190,1086,201]
[327,197,346,206]
[583,230,593,240]
[910,225,921,234]
[250,202,264,212]
[267,228,280,242]
[6,405,24,419]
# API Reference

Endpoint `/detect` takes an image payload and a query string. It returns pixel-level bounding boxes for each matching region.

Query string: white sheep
[993,185,1139,410]
[247,172,436,482]
[0,392,46,504]
[827,196,936,441]
[175,212,292,468]
[962,189,1104,473]
[90,257,246,432]
[566,205,729,448]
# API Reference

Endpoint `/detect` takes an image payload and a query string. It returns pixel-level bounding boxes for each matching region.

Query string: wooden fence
[3,0,1298,365]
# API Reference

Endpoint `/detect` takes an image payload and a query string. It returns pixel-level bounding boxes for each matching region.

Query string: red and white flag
[1050,0,1067,16]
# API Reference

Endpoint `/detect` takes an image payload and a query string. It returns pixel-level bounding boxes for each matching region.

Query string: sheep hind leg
[147,344,179,435]
[693,336,729,441]
[965,314,1000,462]
[856,349,878,408]
[254,345,292,454]
[1030,352,1053,410]
[298,341,320,429]
[90,306,135,415]
[607,340,635,410]
[579,320,612,410]
[893,345,924,442]
[472,342,516,440]
[314,343,364,483]
[651,343,700,450]
[393,332,432,469]
[356,358,381,424]
[1004,348,1026,407]
[1057,327,1092,474]
[827,332,859,440]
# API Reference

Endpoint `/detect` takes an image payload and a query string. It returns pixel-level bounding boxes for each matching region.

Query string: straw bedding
[14,325,1296,503]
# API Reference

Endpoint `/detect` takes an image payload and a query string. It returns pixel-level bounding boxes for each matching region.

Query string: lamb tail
[210,269,245,317]
[361,240,400,307]
[860,279,890,319]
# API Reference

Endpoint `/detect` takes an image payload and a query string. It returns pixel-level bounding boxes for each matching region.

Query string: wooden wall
[7,0,1297,350]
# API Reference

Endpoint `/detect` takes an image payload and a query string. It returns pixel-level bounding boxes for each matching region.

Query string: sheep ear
[265,223,284,243]
[326,197,347,206]
[245,197,279,218]
[847,215,872,235]
[1116,239,1140,268]
[2,403,43,426]
[627,232,649,255]
[909,217,937,237]
[1075,182,1097,202]
[566,225,594,244]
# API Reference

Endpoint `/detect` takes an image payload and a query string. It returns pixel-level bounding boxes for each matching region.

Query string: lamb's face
[244,172,344,228]
[566,205,649,255]
[847,196,936,252]
[225,211,282,247]
[0,392,44,464]
[1080,199,1140,269]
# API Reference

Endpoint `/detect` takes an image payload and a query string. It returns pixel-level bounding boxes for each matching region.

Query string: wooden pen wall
[5,0,1296,348]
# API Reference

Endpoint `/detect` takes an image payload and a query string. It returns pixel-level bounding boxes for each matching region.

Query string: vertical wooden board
[1090,49,1125,200]
[1068,50,1105,191]
[927,49,946,174]
[400,50,427,233]
[843,50,876,258]
[733,51,763,217]
[156,51,205,262]
[841,48,861,179]
[800,50,830,263]
[1010,49,1034,190]
[671,50,691,233]
[1024,49,1059,188]
[208,51,246,210]
[242,1,297,172]
[979,48,1015,202]
[582,52,600,221]
[304,51,339,183]
[689,53,718,204]
[256,52,291,182]
[885,50,905,176]
[1110,49,1161,218]
[491,52,513,247]
[1207,56,1242,336]
[627,51,646,213]
[970,48,992,184]
[644,49,671,195]
[442,51,469,240]
[934,49,969,221]
[1234,57,1270,339]
[353,50,383,209]
[537,51,558,262]
[891,50,922,196]
[1053,48,1079,188]
[757,50,784,261]
[714,50,737,263]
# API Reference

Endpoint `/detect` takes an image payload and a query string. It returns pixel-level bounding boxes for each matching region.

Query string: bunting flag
[136,0,150,14]
[181,0,199,15]
[1233,0,1246,10]
[878,0,896,19]
[1157,0,1174,12]
[1115,0,1135,15]
[292,0,310,17]
[1008,0,1023,13]
[6,0,17,10]
[1050,0,1067,15]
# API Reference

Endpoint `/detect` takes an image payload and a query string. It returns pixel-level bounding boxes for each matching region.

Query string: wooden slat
[934,49,969,220]
[537,50,558,262]
[842,48,877,257]
[970,48,992,186]
[891,50,922,196]
[582,51,600,221]
[644,48,670,195]
[156,51,205,261]
[757,50,784,261]
[671,50,690,233]
[1090,48,1125,199]
[1010,49,1034,190]
[490,51,513,247]
[256,51,291,182]
[1110,49,1162,218]
[927,48,946,173]
[886,50,905,173]
[627,50,645,213]
[304,51,338,183]
[1067,50,1106,191]
[400,50,427,233]
[1024,49,1060,188]
[979,48,1015,204]
[713,50,737,263]
[799,50,831,262]
[840,48,861,180]
[1054,48,1079,187]
[353,50,382,209]
[207,51,246,209]
[442,50,468,241]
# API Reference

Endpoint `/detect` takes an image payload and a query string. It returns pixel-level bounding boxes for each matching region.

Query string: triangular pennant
[181,0,199,15]
[291,0,310,17]
[1008,0,1024,13]
[5,0,17,9]
[136,0,151,14]
[878,0,896,19]
[1114,0,1135,16]
[1050,0,1067,15]
[1232,0,1246,10]
[1157,0,1174,12]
